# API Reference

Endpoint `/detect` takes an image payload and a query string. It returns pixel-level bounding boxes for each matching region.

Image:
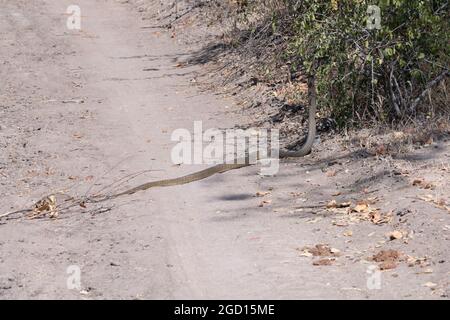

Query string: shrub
[211,0,449,127]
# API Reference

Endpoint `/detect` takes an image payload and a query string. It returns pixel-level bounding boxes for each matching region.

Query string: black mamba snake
[109,75,317,199]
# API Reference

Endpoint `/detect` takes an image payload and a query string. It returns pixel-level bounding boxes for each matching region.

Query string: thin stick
[0,209,33,219]
[293,204,328,210]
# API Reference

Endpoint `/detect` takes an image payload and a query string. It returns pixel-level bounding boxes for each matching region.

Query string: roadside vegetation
[185,0,449,130]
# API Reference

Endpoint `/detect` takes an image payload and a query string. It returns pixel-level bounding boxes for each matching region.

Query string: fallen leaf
[372,250,401,263]
[374,144,387,155]
[326,170,337,177]
[370,211,393,225]
[327,200,352,209]
[313,258,335,266]
[330,248,341,255]
[298,249,313,258]
[333,220,349,227]
[418,195,450,213]
[379,261,397,270]
[353,203,369,213]
[406,256,430,268]
[256,191,271,197]
[388,230,404,241]
[258,200,272,207]
[290,192,304,197]
[30,195,58,219]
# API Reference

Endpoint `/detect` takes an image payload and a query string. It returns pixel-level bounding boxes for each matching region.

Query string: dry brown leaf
[412,178,435,190]
[370,211,382,224]
[72,133,83,139]
[258,200,272,207]
[330,248,341,255]
[327,200,352,209]
[327,200,338,208]
[418,195,450,213]
[298,249,313,257]
[372,250,401,263]
[300,244,341,257]
[353,203,369,213]
[326,170,337,177]
[374,144,387,156]
[333,220,349,227]
[290,192,303,197]
[370,211,393,225]
[423,282,437,288]
[406,255,430,268]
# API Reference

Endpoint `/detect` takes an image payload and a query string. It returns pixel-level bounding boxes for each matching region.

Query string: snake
[0,76,316,220]
[107,75,317,200]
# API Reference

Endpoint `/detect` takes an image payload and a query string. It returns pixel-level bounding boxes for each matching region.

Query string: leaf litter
[298,244,341,266]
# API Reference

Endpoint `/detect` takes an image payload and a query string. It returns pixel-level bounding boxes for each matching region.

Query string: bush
[211,0,449,128]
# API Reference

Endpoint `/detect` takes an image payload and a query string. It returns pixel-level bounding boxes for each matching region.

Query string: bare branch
[410,70,449,113]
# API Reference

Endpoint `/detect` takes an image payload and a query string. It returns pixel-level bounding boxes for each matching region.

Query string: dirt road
[0,0,448,299]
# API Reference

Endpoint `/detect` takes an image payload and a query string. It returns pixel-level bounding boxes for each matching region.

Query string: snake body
[110,75,317,199]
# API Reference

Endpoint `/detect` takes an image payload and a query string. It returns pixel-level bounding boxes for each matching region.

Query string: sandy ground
[0,0,449,299]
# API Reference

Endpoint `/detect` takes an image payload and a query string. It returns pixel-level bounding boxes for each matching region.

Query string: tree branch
[410,70,449,113]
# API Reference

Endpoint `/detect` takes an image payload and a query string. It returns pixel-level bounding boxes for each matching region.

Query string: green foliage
[283,0,449,126]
